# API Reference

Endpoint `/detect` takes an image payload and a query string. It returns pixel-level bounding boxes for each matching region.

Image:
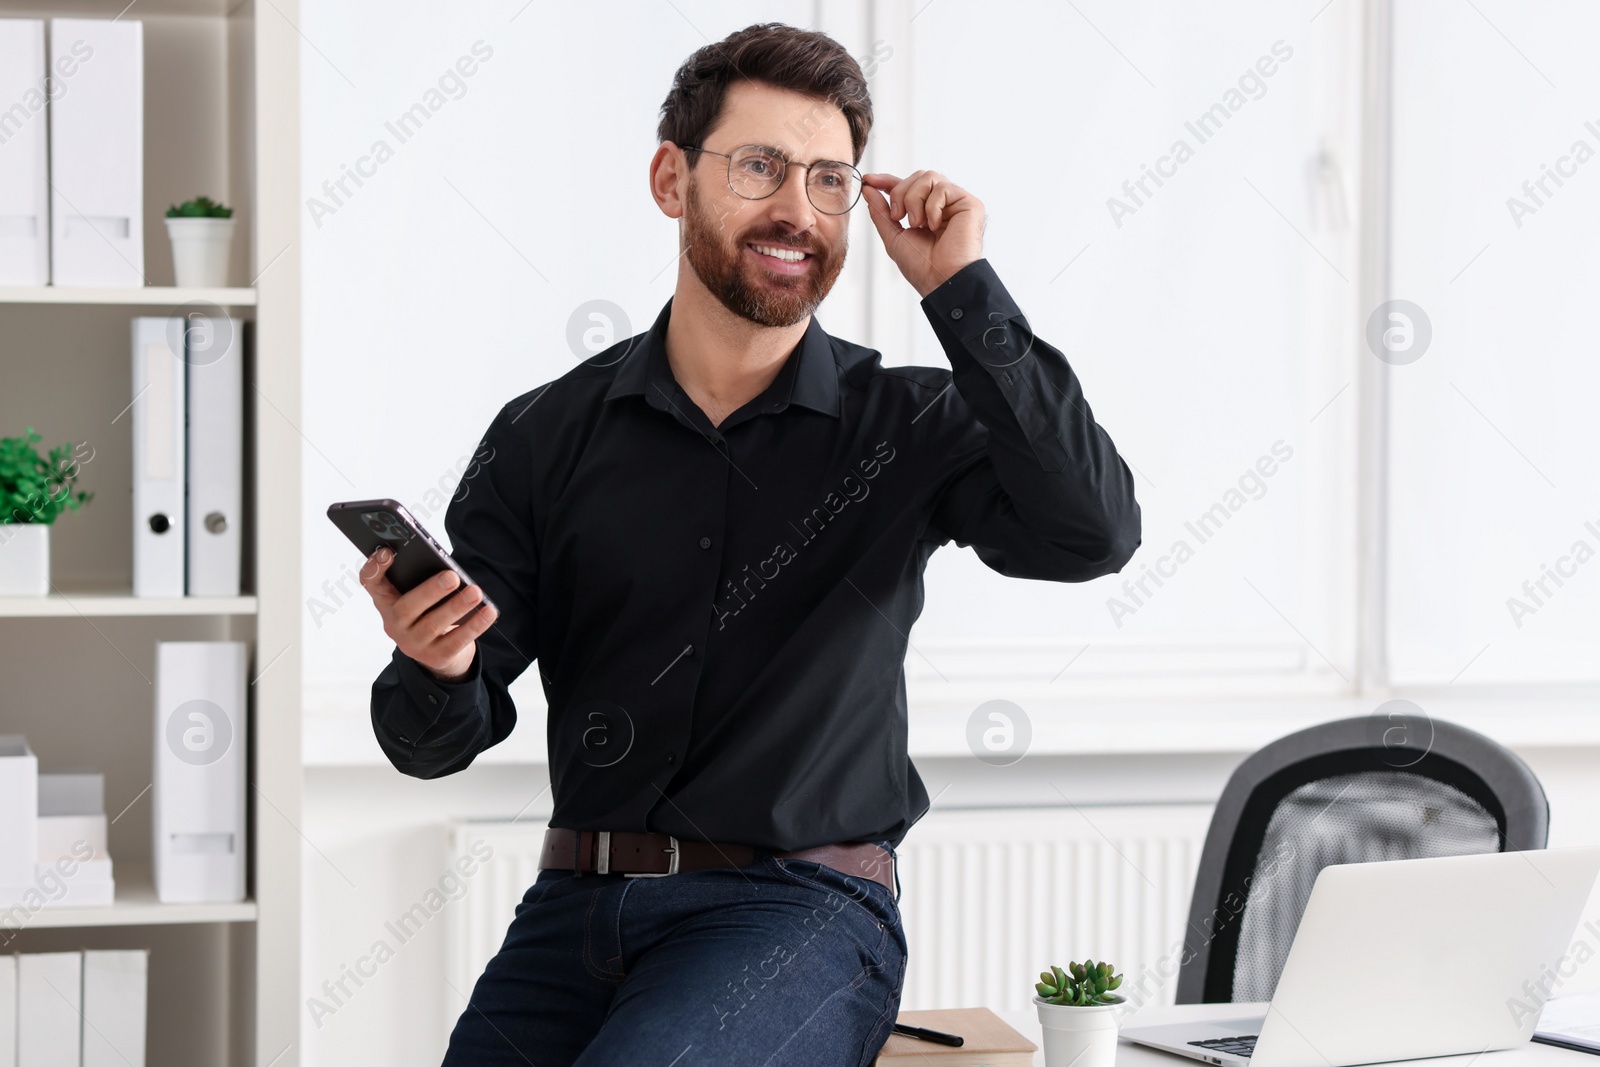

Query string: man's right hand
[358,547,500,683]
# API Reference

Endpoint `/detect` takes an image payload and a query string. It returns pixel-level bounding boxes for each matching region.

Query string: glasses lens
[808,163,861,214]
[724,147,860,213]
[728,146,784,199]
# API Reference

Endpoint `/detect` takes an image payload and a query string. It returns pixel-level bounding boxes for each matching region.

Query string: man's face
[680,82,854,329]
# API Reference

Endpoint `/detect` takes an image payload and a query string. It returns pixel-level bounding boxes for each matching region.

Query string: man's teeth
[751,244,808,262]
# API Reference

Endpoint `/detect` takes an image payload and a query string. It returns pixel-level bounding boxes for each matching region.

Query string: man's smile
[747,242,814,273]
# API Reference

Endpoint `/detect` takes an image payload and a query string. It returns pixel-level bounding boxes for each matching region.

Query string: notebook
[1534,990,1600,1055]
[875,1007,1037,1065]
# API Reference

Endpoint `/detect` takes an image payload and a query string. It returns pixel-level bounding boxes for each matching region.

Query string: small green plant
[0,428,92,525]
[1036,959,1124,1006]
[166,195,233,218]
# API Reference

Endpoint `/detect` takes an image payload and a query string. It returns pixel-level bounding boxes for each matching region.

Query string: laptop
[1122,847,1600,1067]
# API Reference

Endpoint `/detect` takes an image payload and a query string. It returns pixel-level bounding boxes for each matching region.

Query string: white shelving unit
[24,865,260,929]
[0,286,258,305]
[0,1,301,1064]
[0,592,259,617]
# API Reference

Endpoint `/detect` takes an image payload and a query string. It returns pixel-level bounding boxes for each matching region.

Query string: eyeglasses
[682,143,863,215]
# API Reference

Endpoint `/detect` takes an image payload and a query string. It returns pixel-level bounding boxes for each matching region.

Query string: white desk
[995,1003,1592,1067]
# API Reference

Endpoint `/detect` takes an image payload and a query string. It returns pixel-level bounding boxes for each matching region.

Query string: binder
[82,950,147,1067]
[132,318,185,597]
[184,311,242,596]
[48,18,143,287]
[154,641,247,903]
[0,953,15,1067]
[18,951,79,1067]
[0,19,49,286]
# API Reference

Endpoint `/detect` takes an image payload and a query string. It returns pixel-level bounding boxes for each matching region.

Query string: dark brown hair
[656,22,873,167]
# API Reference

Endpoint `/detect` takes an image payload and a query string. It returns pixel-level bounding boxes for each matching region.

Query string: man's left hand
[863,170,985,299]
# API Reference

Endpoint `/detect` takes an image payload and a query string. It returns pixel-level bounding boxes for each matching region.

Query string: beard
[683,174,847,329]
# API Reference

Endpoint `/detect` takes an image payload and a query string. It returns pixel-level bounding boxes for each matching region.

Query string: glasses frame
[681,143,863,215]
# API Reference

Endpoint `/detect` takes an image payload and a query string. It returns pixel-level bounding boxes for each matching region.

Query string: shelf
[0,286,257,306]
[0,590,258,617]
[21,864,256,929]
[0,0,237,14]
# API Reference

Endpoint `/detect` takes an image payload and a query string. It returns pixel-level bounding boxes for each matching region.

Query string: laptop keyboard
[1189,1035,1259,1058]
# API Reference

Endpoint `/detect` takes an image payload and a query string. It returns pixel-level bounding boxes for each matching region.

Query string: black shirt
[370,258,1141,852]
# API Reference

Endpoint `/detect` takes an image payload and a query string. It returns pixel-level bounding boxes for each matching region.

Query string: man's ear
[650,143,689,219]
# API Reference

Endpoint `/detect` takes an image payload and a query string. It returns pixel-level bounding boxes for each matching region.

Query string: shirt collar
[603,295,840,419]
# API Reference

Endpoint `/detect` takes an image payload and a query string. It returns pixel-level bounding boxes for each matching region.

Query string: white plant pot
[0,524,50,596]
[165,216,235,288]
[1034,996,1123,1067]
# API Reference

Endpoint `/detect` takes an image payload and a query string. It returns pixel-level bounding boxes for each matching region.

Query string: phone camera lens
[360,510,414,545]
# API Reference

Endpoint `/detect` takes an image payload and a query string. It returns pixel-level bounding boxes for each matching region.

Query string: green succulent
[166,195,233,218]
[1036,959,1124,1006]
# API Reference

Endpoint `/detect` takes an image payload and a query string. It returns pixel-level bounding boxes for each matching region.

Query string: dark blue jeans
[441,842,908,1066]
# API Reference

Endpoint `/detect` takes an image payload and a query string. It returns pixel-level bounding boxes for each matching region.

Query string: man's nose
[766,166,818,231]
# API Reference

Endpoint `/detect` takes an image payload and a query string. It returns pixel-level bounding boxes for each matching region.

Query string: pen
[892,1022,964,1047]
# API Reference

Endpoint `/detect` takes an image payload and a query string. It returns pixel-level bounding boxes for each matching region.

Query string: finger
[892,170,931,225]
[885,171,912,223]
[864,183,907,247]
[901,173,927,228]
[416,583,486,644]
[434,602,499,662]
[461,601,500,641]
[864,171,912,222]
[904,172,943,229]
[926,183,952,231]
[359,545,392,583]
[392,568,463,630]
[358,547,401,606]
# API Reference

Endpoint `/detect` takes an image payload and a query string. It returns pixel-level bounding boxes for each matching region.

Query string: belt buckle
[622,835,680,878]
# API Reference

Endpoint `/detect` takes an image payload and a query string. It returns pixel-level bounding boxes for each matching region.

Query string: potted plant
[164,195,235,287]
[0,428,92,596]
[1033,959,1125,1067]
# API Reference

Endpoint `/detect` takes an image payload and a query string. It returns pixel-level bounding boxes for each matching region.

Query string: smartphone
[326,498,497,623]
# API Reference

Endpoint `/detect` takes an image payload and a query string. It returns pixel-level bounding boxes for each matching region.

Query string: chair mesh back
[1229,769,1501,1002]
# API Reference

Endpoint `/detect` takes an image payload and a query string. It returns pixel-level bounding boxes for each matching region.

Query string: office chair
[1174,713,1548,1005]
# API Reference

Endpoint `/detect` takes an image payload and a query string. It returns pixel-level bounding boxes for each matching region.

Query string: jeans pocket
[765,854,901,933]
[513,868,563,916]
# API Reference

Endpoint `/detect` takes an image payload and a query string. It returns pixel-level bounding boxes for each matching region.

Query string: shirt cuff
[919,257,1026,358]
[385,645,484,744]
[918,256,1074,473]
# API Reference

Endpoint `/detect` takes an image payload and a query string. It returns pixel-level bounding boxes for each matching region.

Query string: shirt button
[699,536,712,550]
[950,307,964,320]
[666,751,676,765]
[685,644,695,657]
[427,694,438,706]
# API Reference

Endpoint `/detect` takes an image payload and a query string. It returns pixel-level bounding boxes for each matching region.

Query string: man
[360,21,1139,1067]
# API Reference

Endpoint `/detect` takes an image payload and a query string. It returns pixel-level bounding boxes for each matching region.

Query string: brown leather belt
[538,828,896,897]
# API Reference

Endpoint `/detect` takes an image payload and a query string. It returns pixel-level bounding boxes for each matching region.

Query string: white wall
[296,1,1600,1062]
[299,0,813,756]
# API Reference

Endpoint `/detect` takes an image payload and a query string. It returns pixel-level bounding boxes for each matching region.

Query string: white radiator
[445,805,1210,1029]
[893,805,1211,1013]
[444,819,548,1030]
